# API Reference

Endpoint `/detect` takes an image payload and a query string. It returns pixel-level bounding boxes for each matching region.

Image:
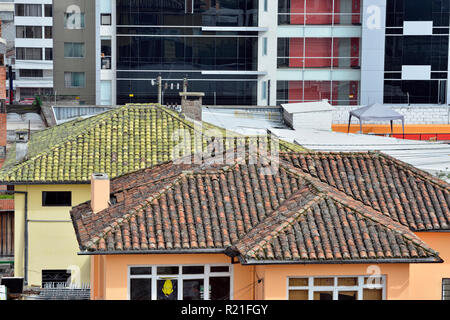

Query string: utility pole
[183,77,188,93]
[157,74,162,105]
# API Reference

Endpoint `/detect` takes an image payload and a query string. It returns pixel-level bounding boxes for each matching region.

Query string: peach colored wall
[410,232,450,300]
[98,254,253,300]
[261,264,411,300]
[94,253,419,300]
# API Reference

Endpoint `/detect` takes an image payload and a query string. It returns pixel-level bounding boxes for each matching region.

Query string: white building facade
[14,0,53,100]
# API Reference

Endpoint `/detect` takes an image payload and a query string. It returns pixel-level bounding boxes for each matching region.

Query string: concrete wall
[52,0,96,105]
[360,0,387,105]
[333,105,450,125]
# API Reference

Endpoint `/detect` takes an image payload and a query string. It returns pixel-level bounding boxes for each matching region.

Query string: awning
[348,103,405,135]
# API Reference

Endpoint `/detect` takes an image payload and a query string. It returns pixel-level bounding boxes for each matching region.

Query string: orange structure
[71,151,450,300]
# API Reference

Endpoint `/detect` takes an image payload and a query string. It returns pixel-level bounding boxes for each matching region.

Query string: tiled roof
[0,104,305,184]
[71,152,442,264]
[280,152,450,231]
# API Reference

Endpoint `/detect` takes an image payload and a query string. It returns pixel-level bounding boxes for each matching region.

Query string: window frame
[287,275,386,300]
[64,12,86,29]
[101,13,112,26]
[64,42,86,58]
[127,264,233,301]
[64,72,86,88]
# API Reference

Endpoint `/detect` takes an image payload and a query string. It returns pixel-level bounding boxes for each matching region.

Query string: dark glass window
[157,266,179,275]
[130,267,152,275]
[130,279,151,300]
[44,4,52,17]
[117,36,257,71]
[19,69,43,78]
[384,80,447,104]
[183,279,204,300]
[385,36,449,72]
[116,0,258,26]
[387,0,450,27]
[210,277,230,300]
[45,48,53,61]
[42,191,72,207]
[182,266,204,274]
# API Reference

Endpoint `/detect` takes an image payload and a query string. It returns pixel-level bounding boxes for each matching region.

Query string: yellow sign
[129,94,134,98]
[162,279,174,297]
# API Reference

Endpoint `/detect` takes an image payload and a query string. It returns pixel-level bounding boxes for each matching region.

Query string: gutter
[0,190,28,285]
[78,249,226,256]
[239,257,444,265]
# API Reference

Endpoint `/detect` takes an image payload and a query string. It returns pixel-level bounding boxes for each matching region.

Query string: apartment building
[51,0,450,107]
[14,0,53,101]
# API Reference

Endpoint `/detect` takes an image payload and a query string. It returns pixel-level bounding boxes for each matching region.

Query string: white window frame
[287,275,386,300]
[127,264,234,301]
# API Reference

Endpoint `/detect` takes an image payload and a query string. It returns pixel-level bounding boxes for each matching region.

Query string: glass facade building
[116,0,259,105]
[384,0,450,104]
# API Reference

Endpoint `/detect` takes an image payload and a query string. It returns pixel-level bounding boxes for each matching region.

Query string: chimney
[179,92,205,121]
[91,173,110,213]
[15,129,29,163]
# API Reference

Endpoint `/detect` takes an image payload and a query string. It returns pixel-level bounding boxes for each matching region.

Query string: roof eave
[239,257,444,265]
[77,248,227,256]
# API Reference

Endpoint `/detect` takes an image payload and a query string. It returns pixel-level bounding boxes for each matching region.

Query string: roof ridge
[324,189,440,257]
[235,190,325,258]
[276,156,441,257]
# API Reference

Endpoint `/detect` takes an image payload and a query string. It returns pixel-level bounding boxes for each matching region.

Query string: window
[101,14,112,25]
[42,192,72,207]
[263,37,268,56]
[64,12,86,29]
[44,4,52,17]
[101,39,112,69]
[443,279,450,300]
[64,43,85,58]
[128,265,231,300]
[16,48,42,60]
[264,0,268,12]
[262,81,267,100]
[288,276,385,300]
[44,26,52,39]
[19,69,43,78]
[42,270,71,287]
[15,4,42,17]
[16,26,42,39]
[64,72,85,88]
[45,48,53,61]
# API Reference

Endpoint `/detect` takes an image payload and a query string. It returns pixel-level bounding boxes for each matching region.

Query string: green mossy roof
[0,104,306,184]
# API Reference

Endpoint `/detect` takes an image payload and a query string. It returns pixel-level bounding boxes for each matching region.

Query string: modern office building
[51,0,450,107]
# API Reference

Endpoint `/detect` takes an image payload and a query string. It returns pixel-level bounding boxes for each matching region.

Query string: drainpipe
[0,190,28,285]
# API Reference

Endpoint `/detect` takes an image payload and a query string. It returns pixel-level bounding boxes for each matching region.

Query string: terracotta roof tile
[71,151,443,264]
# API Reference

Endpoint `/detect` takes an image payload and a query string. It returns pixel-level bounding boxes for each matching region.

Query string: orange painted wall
[410,232,450,300]
[333,124,450,136]
[95,254,254,300]
[261,264,411,300]
[92,253,428,300]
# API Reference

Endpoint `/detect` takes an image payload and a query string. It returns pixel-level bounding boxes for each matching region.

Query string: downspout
[1,190,28,285]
